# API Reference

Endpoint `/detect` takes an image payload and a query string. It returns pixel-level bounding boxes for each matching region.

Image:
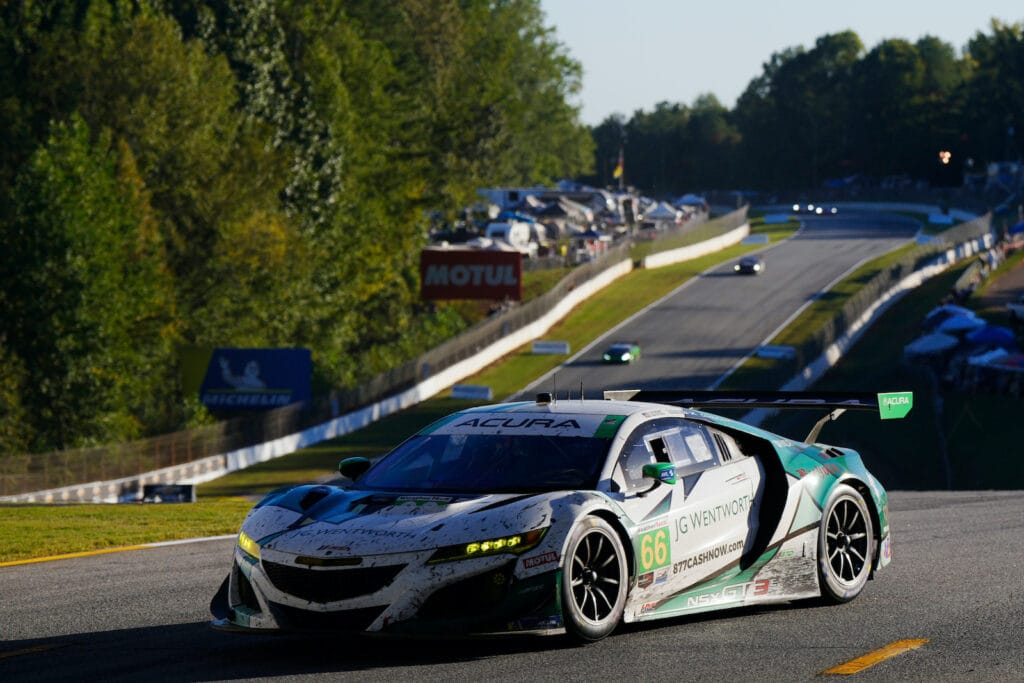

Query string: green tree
[962,20,1024,164]
[0,342,31,454]
[0,0,601,452]
[853,39,931,179]
[734,32,863,190]
[624,102,692,195]
[685,94,740,189]
[1,116,176,449]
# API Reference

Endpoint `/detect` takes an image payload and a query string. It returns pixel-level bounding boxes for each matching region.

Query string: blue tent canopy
[923,304,974,331]
[938,315,987,334]
[966,324,1018,349]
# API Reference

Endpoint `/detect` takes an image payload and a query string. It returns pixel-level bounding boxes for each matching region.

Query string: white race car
[211,390,909,641]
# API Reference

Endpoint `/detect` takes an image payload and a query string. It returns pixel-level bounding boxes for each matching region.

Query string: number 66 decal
[637,527,671,571]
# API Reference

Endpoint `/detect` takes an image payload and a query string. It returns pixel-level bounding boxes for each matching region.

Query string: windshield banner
[429,412,620,438]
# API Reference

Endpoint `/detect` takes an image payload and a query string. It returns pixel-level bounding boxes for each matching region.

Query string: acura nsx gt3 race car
[211,389,912,642]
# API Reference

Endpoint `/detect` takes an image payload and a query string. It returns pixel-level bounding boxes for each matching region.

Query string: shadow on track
[1,601,839,682]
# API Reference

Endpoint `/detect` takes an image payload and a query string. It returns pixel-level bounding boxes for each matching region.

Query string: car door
[616,418,760,616]
[666,425,761,594]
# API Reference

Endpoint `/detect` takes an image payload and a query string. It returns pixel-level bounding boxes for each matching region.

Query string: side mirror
[338,457,372,480]
[642,462,677,486]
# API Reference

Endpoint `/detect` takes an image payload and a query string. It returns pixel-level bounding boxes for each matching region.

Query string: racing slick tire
[561,516,627,642]
[817,484,874,603]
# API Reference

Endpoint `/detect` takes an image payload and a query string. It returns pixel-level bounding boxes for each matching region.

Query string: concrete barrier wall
[641,224,750,269]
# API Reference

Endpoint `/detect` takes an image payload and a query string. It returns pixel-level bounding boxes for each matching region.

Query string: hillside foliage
[0,0,593,452]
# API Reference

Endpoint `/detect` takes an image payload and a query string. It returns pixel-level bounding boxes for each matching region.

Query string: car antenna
[580,380,584,401]
[552,372,557,404]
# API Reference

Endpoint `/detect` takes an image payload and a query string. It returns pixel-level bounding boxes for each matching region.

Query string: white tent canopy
[643,201,681,221]
[904,332,959,356]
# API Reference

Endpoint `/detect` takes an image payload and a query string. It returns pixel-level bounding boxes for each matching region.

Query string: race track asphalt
[2,491,1020,681]
[518,210,920,398]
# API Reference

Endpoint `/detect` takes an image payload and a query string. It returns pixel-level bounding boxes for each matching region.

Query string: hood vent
[299,486,332,510]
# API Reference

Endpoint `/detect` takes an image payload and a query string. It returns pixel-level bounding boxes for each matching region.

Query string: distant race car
[734,256,765,275]
[211,389,910,642]
[602,342,641,363]
[792,203,838,215]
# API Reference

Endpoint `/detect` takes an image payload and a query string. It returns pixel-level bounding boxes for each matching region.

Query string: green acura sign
[877,392,914,419]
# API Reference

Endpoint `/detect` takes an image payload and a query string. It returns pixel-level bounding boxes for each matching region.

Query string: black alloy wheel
[561,516,627,642]
[818,484,874,603]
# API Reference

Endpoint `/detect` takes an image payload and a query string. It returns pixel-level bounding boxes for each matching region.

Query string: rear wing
[603,390,914,443]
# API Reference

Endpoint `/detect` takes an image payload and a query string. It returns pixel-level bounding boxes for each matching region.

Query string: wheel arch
[585,509,635,582]
[839,476,882,576]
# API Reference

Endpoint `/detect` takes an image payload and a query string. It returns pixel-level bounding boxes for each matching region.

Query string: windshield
[354,433,611,493]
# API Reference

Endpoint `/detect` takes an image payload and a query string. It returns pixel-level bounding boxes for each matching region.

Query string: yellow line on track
[822,639,930,675]
[0,545,153,567]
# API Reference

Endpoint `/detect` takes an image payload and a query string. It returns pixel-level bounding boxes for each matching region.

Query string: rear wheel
[561,517,627,642]
[818,484,874,603]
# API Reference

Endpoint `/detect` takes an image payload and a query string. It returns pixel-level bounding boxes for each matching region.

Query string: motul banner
[420,249,523,301]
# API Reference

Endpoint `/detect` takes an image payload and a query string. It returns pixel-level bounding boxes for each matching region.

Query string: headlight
[238,530,261,560]
[753,264,761,271]
[734,264,741,271]
[428,528,548,564]
[621,353,631,361]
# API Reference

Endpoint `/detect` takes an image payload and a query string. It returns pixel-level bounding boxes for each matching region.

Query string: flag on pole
[613,148,624,179]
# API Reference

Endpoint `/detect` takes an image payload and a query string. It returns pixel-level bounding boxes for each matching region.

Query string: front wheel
[818,484,874,603]
[561,516,627,642]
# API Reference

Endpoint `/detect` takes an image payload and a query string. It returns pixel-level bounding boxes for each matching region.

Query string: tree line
[588,22,1024,196]
[0,0,594,454]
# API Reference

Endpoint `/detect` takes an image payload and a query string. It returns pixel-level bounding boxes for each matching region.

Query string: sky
[540,1,1024,126]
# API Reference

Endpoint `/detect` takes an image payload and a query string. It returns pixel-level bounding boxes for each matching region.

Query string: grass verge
[0,498,254,564]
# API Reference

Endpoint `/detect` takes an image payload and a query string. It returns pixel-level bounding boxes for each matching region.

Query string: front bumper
[211,547,562,636]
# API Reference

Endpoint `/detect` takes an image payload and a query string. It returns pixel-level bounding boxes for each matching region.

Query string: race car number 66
[639,528,671,571]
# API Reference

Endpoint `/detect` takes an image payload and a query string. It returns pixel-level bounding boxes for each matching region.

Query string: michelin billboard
[190,348,312,410]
